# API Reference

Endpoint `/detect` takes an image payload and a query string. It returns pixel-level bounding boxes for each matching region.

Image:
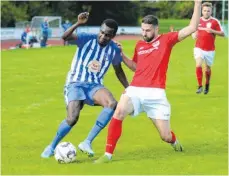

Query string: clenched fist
[77,12,89,25]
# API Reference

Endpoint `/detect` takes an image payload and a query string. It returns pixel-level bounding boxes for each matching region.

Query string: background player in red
[192,2,224,94]
[95,0,202,163]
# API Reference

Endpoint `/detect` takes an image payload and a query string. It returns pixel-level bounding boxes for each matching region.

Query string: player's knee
[206,66,211,72]
[105,99,117,110]
[66,115,79,126]
[113,107,126,120]
[196,58,202,67]
[196,62,202,67]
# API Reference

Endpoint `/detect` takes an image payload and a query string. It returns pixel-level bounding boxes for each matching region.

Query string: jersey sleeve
[112,47,123,66]
[75,32,95,48]
[167,32,179,46]
[214,20,223,32]
[132,45,138,64]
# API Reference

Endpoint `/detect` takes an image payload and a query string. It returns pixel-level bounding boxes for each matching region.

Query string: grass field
[1,36,228,175]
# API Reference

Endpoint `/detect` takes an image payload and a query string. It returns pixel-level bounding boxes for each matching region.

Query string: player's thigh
[143,98,171,120]
[64,83,86,106]
[203,62,211,71]
[66,100,84,119]
[113,94,134,120]
[194,48,204,67]
[93,87,116,108]
[203,51,215,67]
[195,57,204,67]
[145,99,171,137]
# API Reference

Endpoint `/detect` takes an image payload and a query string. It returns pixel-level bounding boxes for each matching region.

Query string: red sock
[170,131,176,144]
[205,69,211,85]
[106,118,123,154]
[196,67,203,87]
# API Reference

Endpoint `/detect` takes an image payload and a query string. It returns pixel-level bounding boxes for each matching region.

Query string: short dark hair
[102,19,118,35]
[142,15,159,26]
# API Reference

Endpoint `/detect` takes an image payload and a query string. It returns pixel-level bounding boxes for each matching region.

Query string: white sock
[105,152,112,159]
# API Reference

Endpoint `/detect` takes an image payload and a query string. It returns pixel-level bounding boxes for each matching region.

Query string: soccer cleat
[196,86,203,94]
[204,84,209,94]
[171,140,183,152]
[94,155,111,164]
[78,142,94,157]
[41,145,55,158]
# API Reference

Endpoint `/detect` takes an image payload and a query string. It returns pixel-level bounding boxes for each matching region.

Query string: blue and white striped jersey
[65,32,122,85]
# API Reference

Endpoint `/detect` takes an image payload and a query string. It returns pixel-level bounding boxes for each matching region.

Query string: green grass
[1,36,228,175]
[159,19,190,32]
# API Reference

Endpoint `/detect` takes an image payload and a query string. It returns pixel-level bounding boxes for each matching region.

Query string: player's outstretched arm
[62,12,89,41]
[178,0,202,41]
[122,53,136,72]
[114,41,136,72]
[204,27,225,37]
[113,63,129,88]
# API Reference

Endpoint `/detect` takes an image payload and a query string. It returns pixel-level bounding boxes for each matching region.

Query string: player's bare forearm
[113,64,129,88]
[62,22,80,41]
[178,0,201,41]
[62,12,89,41]
[122,54,136,72]
[212,30,225,37]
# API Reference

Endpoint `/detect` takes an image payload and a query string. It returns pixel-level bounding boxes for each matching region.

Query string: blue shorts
[64,82,105,106]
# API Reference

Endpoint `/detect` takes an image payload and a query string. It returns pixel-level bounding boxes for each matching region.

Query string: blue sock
[84,107,114,144]
[50,119,72,149]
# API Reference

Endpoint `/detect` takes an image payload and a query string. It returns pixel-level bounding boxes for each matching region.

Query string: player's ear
[155,26,159,33]
[111,32,116,39]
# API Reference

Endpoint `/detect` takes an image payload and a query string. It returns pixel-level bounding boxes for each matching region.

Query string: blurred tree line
[1,1,227,27]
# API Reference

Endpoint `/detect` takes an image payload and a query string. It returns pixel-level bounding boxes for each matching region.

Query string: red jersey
[130,32,179,89]
[195,17,223,51]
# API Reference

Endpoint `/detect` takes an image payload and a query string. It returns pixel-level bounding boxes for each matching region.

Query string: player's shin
[84,107,114,144]
[196,67,203,87]
[50,119,72,149]
[205,69,211,85]
[105,117,123,158]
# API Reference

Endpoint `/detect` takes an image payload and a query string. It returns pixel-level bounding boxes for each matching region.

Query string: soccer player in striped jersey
[192,2,224,94]
[41,12,129,158]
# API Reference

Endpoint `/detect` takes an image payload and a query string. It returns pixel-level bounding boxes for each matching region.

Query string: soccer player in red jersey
[95,0,202,163]
[192,2,224,94]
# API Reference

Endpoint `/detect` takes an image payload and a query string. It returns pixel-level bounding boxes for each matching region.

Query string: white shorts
[123,86,171,120]
[194,47,215,66]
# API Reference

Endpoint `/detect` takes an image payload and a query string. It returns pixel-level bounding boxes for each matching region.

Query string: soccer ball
[54,142,77,164]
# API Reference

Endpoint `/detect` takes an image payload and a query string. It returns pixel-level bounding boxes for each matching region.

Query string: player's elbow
[62,35,67,41]
[189,26,197,34]
[131,63,136,72]
[221,32,225,37]
[131,67,136,72]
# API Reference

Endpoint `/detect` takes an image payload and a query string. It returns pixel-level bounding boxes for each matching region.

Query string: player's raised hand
[77,12,89,24]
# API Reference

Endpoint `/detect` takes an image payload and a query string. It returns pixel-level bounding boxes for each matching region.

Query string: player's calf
[204,84,209,94]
